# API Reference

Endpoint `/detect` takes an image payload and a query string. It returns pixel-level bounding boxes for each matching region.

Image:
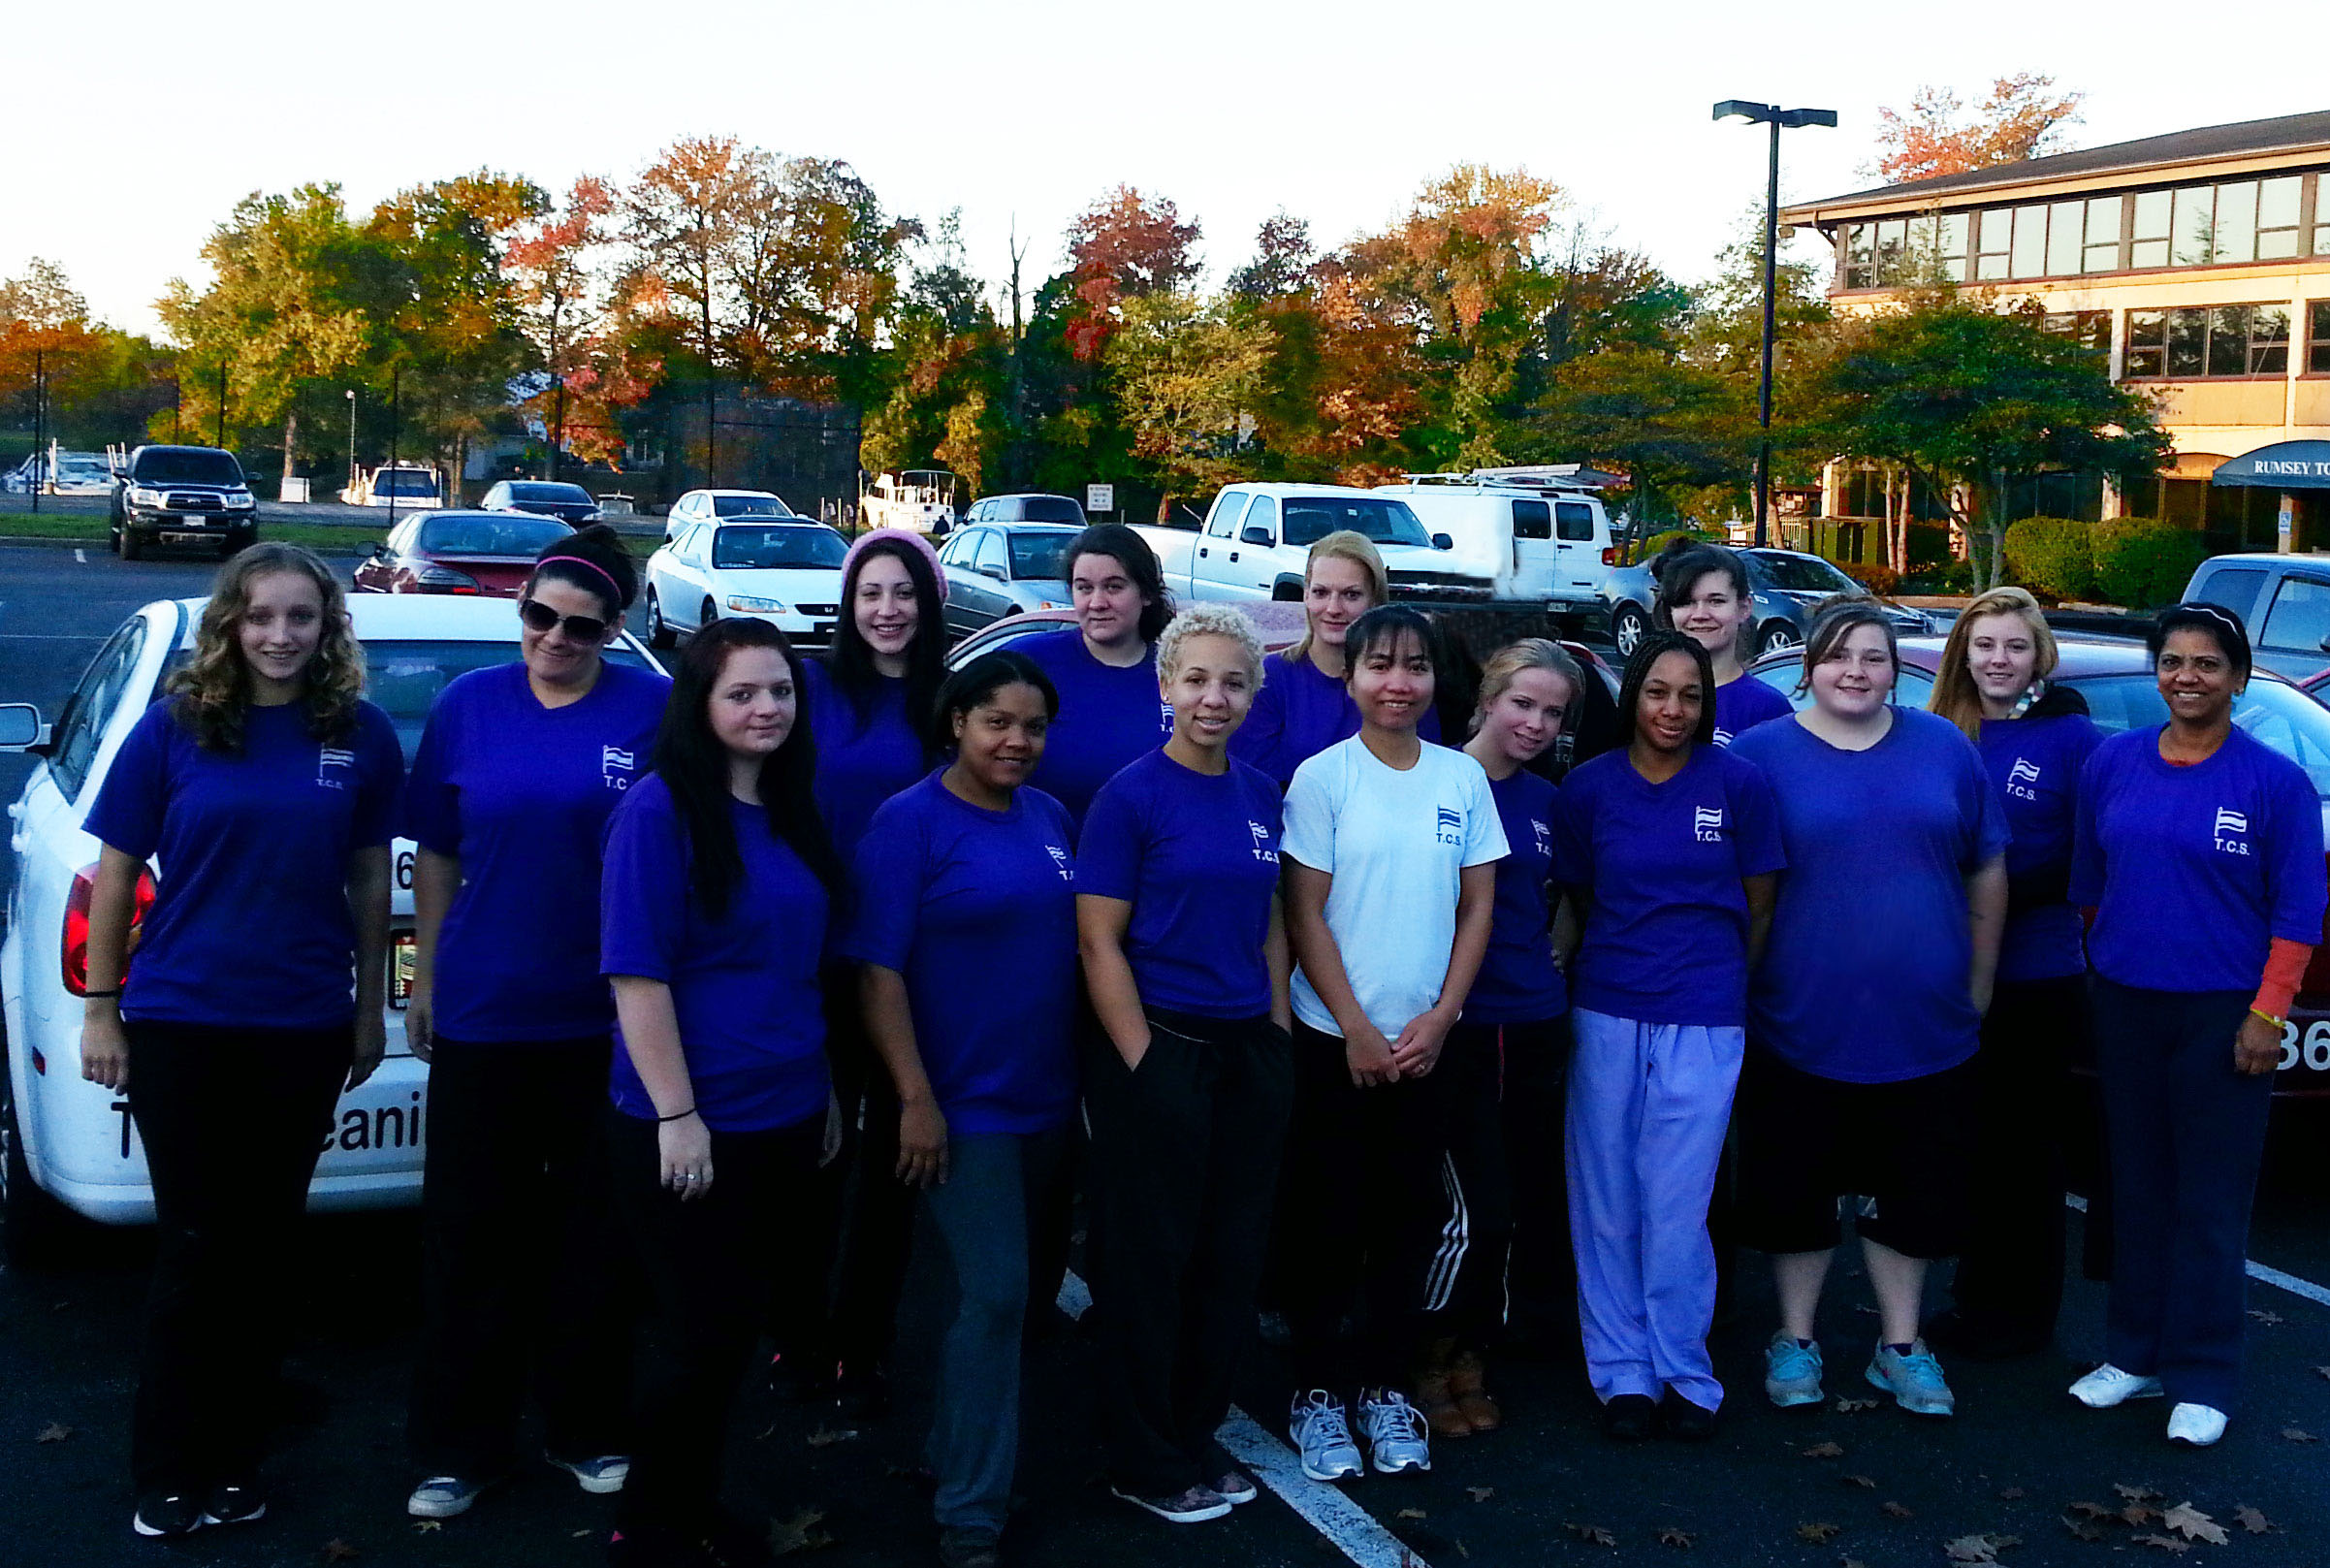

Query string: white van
[1375,472,1614,609]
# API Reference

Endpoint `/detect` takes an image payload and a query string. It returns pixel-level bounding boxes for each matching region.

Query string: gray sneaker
[406,1475,489,1519]
[1764,1333,1825,1408]
[1358,1388,1431,1474]
[1867,1339,1956,1417]
[1288,1389,1363,1481]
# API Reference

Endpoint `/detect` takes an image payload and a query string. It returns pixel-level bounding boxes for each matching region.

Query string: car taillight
[416,564,481,594]
[63,860,156,996]
[1601,547,1615,566]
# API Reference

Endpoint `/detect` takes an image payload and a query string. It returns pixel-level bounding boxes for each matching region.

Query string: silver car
[937,523,1082,639]
[1599,546,1931,658]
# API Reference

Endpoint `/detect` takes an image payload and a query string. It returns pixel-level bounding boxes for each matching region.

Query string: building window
[2044,311,2111,356]
[2011,205,2048,279]
[2084,195,2123,272]
[2312,302,2330,375]
[2123,304,2290,379]
[2171,185,2216,266]
[1975,209,2010,280]
[2259,176,2304,259]
[2130,189,2172,268]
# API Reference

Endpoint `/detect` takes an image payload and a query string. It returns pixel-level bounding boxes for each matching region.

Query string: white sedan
[0,594,663,1261]
[643,518,848,651]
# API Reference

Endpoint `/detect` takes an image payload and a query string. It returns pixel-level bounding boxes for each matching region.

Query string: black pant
[1087,1009,1293,1495]
[407,1038,630,1478]
[1280,1020,1497,1390]
[124,1018,351,1492]
[1484,1017,1573,1341]
[1946,974,2086,1346]
[612,1109,823,1534]
[811,994,917,1379]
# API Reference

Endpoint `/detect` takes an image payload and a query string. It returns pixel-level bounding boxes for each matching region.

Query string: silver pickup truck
[2184,552,2330,680]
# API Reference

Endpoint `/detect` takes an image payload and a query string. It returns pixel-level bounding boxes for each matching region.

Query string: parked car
[2179,552,2330,681]
[0,594,663,1260]
[662,488,798,543]
[643,518,848,650]
[340,462,444,509]
[1746,633,2330,1096]
[935,522,1080,638]
[6,449,113,496]
[1600,545,1931,659]
[351,510,574,597]
[963,493,1086,528]
[108,444,258,560]
[1133,484,1486,606]
[481,479,600,526]
[1374,474,1616,613]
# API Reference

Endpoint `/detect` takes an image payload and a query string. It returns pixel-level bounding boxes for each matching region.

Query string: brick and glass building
[1781,109,2330,553]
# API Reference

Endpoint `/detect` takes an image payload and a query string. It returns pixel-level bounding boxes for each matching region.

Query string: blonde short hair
[1470,638,1583,735]
[1157,603,1265,684]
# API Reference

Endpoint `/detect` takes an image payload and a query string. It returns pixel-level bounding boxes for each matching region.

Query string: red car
[352,510,575,597]
[1750,633,2330,1095]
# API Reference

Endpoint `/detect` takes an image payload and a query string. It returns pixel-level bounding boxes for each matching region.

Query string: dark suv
[111,445,259,560]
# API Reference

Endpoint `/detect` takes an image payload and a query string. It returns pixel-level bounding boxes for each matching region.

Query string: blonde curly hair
[169,543,367,752]
[1158,603,1265,684]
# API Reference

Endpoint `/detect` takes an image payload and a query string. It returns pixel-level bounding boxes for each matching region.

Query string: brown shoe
[1449,1350,1502,1432]
[1413,1337,1470,1439]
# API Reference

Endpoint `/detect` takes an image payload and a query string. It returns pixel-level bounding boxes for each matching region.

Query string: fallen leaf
[572,1528,591,1538]
[1833,1397,1878,1414]
[1796,1522,1841,1543]
[34,1423,71,1444]
[1943,1534,2020,1563]
[2160,1504,2227,1547]
[2282,1426,2320,1443]
[769,1508,834,1556]
[1802,1440,1844,1458]
[1881,1502,1915,1519]
[1841,1474,1877,1489]
[1456,1541,1470,1560]
[2068,1501,2114,1520]
[1563,1522,1617,1547]
[2129,1535,2190,1556]
[2248,1308,2284,1326]
[322,1543,362,1564]
[1397,1508,1427,1520]
[1466,1487,1494,1503]
[2062,1516,2107,1543]
[1997,1487,2026,1500]
[2123,1504,2163,1527]
[1656,1526,1693,1548]
[2314,1365,2330,1382]
[410,1520,441,1534]
[805,1425,858,1448]
[2234,1505,2273,1535]
[2116,1484,2164,1503]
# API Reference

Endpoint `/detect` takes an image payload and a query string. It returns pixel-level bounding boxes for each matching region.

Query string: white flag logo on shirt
[316,747,356,790]
[602,746,637,791]
[2009,758,2042,787]
[2215,807,2251,855]
[1693,805,1725,842]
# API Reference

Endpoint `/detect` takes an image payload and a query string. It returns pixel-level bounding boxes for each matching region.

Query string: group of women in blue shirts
[75,518,2325,1564]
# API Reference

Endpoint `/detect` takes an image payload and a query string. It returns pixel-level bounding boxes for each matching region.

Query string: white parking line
[75,549,86,563]
[2066,1193,2330,1308]
[1055,1272,1430,1568]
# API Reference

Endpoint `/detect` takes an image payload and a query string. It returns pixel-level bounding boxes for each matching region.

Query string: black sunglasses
[519,598,614,642]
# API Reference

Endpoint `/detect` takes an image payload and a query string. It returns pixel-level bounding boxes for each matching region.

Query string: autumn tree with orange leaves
[1868,75,2084,184]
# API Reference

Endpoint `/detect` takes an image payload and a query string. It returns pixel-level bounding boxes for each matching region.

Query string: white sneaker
[1288,1390,1363,1482]
[1357,1389,1431,1474]
[2167,1402,2228,1446]
[2068,1363,2163,1408]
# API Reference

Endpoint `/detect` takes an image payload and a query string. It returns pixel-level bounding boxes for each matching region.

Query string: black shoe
[202,1481,268,1527]
[132,1490,206,1538]
[1599,1392,1659,1442]
[938,1525,1003,1568]
[1658,1388,1718,1441]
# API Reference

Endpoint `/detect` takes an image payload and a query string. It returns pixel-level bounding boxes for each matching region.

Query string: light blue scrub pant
[1565,1008,1744,1412]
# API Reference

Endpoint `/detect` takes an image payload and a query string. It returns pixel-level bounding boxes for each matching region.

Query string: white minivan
[1375,472,1615,609]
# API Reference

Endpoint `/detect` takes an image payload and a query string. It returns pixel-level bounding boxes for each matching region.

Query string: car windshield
[712,525,846,570]
[417,515,572,557]
[1283,496,1431,549]
[1016,496,1084,524]
[1753,554,1861,593]
[375,469,438,496]
[132,449,243,486]
[1008,530,1078,578]
[713,494,793,517]
[510,483,591,503]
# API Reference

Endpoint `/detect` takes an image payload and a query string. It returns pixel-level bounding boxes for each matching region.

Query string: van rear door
[1551,496,1611,598]
[1507,497,1557,597]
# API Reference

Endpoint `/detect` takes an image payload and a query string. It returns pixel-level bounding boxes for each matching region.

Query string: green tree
[1104,290,1272,500]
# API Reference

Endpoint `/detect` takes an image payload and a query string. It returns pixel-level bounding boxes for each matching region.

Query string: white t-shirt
[1282,736,1509,1038]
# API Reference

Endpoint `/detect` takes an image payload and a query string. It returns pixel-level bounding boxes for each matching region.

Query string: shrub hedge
[1998,516,2205,608]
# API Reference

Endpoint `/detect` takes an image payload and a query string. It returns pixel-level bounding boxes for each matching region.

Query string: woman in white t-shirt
[1277,604,1508,1484]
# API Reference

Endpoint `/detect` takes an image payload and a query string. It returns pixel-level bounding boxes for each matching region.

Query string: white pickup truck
[1133,483,1490,603]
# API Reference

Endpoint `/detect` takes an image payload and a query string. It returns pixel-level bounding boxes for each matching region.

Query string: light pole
[345,388,358,495]
[1713,99,1836,548]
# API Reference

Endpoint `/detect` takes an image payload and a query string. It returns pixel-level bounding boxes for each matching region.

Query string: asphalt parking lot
[6,538,2330,1568]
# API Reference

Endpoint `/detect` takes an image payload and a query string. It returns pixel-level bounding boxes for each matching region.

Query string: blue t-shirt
[1231,648,1442,788]
[84,697,402,1029]
[1076,750,1284,1019]
[1981,711,2102,983]
[1730,709,2009,1082]
[1466,767,1567,1025]
[1714,673,1793,748]
[804,659,927,863]
[838,773,1079,1135]
[600,776,831,1133]
[2071,724,2327,994]
[404,661,670,1043]
[1016,628,1174,829]
[1550,744,1786,1028]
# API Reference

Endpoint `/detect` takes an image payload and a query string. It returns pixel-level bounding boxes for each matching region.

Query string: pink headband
[534,555,624,603]
[843,527,948,603]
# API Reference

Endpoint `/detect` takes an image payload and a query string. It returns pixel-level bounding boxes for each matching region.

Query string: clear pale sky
[6,0,2321,338]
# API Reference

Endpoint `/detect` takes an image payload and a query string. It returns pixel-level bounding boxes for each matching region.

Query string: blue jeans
[921,1128,1069,1532]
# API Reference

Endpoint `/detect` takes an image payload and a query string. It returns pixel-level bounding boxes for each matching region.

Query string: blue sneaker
[1764,1333,1825,1408]
[1867,1339,1956,1417]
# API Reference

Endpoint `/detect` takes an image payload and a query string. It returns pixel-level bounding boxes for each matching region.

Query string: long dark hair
[1342,604,1437,685]
[1653,544,1755,657]
[527,523,639,618]
[169,543,365,752]
[653,618,842,918]
[1067,523,1172,643]
[1618,630,1718,750]
[933,650,1060,746]
[828,533,945,752]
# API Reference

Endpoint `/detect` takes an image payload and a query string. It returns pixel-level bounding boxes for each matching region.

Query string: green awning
[2212,441,2330,489]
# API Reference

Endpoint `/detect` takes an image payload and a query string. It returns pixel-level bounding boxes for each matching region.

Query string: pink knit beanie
[842,527,948,602]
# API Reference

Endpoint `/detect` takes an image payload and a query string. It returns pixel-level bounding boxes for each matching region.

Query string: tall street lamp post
[1713,99,1836,548]
[345,388,358,495]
